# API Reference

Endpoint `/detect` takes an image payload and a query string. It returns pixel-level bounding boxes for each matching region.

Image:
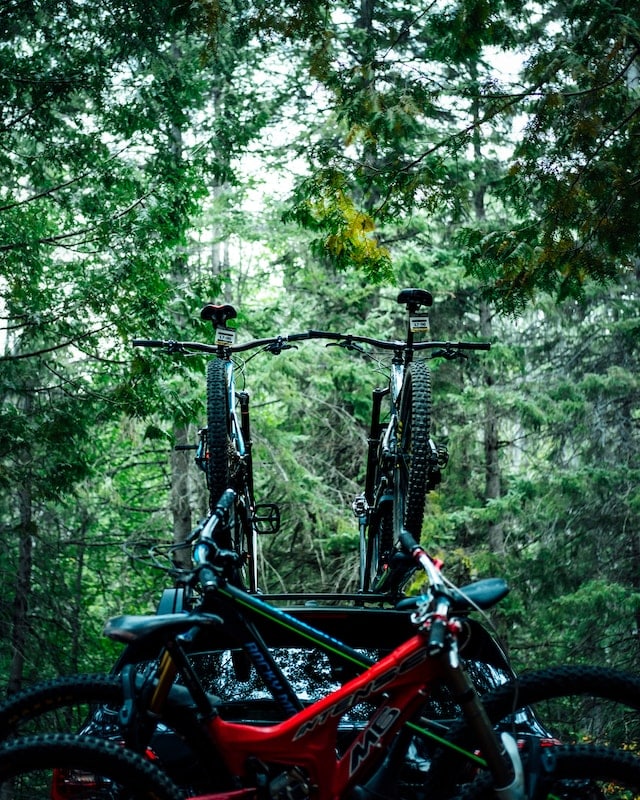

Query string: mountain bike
[135,303,282,594]
[3,492,640,800]
[134,288,489,595]
[346,288,489,594]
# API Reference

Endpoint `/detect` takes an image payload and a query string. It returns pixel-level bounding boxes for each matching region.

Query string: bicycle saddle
[395,577,509,614]
[104,612,223,647]
[397,288,433,309]
[200,303,237,327]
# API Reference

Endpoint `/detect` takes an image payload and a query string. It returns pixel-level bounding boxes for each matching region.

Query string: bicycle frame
[204,630,442,800]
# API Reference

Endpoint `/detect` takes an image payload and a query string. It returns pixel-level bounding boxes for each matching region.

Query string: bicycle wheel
[452,744,640,800]
[394,359,432,540]
[206,358,230,511]
[0,732,183,800]
[0,673,225,793]
[420,665,640,799]
[206,360,254,589]
[469,665,640,748]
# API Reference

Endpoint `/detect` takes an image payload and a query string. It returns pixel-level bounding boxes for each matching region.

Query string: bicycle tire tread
[399,359,432,538]
[423,665,640,798]
[0,732,184,800]
[206,358,230,510]
[0,671,224,789]
[452,743,640,800]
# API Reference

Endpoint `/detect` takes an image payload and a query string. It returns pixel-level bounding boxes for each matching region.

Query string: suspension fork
[444,656,523,799]
[119,632,218,753]
[146,631,217,720]
[238,391,254,499]
[364,387,388,506]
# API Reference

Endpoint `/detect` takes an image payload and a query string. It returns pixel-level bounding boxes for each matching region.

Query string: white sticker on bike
[410,315,430,333]
[349,707,402,775]
[215,327,236,346]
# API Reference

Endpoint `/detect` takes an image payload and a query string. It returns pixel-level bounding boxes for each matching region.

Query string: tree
[0,0,217,686]
[197,0,640,310]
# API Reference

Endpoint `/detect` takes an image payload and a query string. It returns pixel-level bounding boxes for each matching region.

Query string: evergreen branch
[0,192,151,252]
[0,324,114,361]
[0,143,133,213]
[371,91,525,216]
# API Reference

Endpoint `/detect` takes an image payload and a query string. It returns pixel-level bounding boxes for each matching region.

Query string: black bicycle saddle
[395,577,509,614]
[201,303,238,328]
[397,288,433,309]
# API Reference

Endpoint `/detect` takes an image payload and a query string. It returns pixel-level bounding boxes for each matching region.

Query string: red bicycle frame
[205,633,446,800]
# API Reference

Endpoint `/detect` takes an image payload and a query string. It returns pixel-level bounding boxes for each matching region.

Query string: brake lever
[326,340,366,354]
[265,337,298,355]
[198,547,245,590]
[431,347,468,361]
[165,340,187,355]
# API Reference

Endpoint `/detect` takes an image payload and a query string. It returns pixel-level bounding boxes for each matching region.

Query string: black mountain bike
[347,288,489,594]
[135,303,282,594]
[134,288,488,596]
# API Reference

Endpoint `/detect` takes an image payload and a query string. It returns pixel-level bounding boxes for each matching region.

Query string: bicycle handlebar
[133,332,490,356]
[397,527,453,656]
[192,490,241,589]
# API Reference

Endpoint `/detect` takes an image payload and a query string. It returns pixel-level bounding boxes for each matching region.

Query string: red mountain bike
[2,492,640,800]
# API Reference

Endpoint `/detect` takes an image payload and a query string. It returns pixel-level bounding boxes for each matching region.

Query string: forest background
[0,0,639,696]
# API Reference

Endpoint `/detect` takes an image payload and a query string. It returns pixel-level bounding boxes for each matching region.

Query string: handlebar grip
[398,529,421,554]
[461,342,491,351]
[213,489,236,518]
[199,566,218,590]
[428,617,447,656]
[132,339,166,347]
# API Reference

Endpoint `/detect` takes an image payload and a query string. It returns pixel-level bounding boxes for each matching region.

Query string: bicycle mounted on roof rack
[133,288,490,596]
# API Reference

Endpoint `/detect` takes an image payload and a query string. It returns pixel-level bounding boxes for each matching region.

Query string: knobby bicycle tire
[0,732,184,800]
[206,359,254,590]
[395,359,432,540]
[206,358,230,511]
[422,664,640,799]
[452,744,640,800]
[0,672,227,793]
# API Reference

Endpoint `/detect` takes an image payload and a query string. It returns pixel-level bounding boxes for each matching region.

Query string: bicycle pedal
[254,503,281,534]
[352,494,368,518]
[436,443,449,467]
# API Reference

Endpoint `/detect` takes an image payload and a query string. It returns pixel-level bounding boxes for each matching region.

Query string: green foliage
[285,170,393,281]
[1,0,639,698]
[204,0,640,309]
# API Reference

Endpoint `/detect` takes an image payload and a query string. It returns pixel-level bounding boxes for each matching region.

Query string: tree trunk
[470,68,504,555]
[68,518,88,674]
[171,425,195,568]
[7,455,34,695]
[480,302,504,554]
